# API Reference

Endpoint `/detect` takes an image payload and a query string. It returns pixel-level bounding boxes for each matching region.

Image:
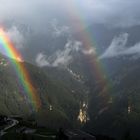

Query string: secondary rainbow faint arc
[68,1,112,102]
[0,28,41,111]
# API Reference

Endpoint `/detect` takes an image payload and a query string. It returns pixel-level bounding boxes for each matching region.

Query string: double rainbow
[0,28,41,111]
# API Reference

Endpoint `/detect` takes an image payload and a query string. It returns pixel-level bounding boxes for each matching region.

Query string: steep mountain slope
[2,21,140,139]
[82,57,140,139]
[45,38,140,139]
[0,53,86,128]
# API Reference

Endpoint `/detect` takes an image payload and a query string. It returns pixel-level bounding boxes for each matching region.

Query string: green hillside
[0,54,85,128]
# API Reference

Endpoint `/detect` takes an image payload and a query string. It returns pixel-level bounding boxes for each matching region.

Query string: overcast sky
[0,0,140,28]
[0,0,140,63]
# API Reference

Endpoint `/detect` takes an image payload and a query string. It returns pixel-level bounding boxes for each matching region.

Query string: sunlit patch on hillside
[16,56,24,62]
[78,102,89,123]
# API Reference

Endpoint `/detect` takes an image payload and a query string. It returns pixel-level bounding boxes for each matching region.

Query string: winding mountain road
[0,118,19,136]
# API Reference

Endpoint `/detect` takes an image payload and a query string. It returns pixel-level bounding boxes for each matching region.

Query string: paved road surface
[0,118,18,136]
[65,129,96,140]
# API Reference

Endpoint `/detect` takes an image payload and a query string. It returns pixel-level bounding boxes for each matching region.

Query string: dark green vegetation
[2,118,57,140]
[1,52,140,140]
[83,57,140,140]
[0,53,86,129]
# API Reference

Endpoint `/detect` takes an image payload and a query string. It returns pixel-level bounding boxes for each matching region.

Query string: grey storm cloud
[0,0,140,28]
[1,0,140,62]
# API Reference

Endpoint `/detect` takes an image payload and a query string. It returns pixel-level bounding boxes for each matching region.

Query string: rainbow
[68,1,112,105]
[0,28,41,112]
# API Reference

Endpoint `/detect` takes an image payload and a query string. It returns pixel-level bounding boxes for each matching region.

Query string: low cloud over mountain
[100,33,140,59]
[36,40,82,67]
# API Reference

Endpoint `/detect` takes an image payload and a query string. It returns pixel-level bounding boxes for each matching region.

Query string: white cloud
[51,19,70,37]
[52,40,82,67]
[100,33,140,59]
[6,26,24,49]
[36,53,50,67]
[36,40,82,67]
[82,48,96,55]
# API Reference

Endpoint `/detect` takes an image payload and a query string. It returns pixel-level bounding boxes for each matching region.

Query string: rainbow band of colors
[0,28,41,111]
[69,1,112,104]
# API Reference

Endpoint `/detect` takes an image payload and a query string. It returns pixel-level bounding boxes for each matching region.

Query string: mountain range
[1,22,140,139]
